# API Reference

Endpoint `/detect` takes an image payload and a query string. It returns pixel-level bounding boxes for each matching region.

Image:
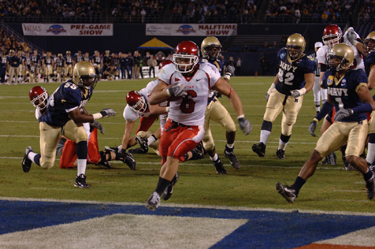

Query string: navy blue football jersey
[275,48,317,95]
[40,80,93,127]
[8,56,22,67]
[365,51,375,76]
[322,69,368,122]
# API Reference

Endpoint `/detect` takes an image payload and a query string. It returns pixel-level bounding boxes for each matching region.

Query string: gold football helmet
[328,43,354,72]
[73,61,97,89]
[66,51,71,55]
[364,31,375,54]
[201,36,222,60]
[58,53,63,57]
[286,33,306,59]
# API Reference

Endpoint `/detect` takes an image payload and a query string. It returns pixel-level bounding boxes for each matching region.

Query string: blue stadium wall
[9,23,335,76]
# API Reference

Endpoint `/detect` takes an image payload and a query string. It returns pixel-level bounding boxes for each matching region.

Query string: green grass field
[1,77,374,214]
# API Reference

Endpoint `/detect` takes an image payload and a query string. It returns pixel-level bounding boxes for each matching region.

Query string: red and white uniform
[159,62,220,126]
[158,62,220,161]
[317,42,364,70]
[123,79,167,132]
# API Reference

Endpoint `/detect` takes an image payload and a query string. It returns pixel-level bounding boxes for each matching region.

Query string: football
[164,85,183,101]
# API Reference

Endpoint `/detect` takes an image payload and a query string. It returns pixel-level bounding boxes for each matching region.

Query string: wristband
[237,114,245,120]
[166,107,169,112]
[93,113,103,120]
[224,74,231,80]
[267,83,275,94]
[298,87,307,96]
[313,118,319,123]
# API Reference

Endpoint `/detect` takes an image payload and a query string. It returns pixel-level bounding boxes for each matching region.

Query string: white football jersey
[158,62,220,126]
[122,79,160,122]
[317,42,364,70]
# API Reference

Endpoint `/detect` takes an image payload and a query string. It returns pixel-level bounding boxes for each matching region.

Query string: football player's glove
[334,108,353,122]
[343,27,359,46]
[167,83,187,98]
[290,88,306,98]
[265,93,270,102]
[91,120,105,134]
[308,120,318,137]
[100,108,116,118]
[238,116,252,135]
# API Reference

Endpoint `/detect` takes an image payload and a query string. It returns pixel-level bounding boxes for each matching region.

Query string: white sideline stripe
[315,226,375,247]
[1,197,375,217]
[0,214,247,249]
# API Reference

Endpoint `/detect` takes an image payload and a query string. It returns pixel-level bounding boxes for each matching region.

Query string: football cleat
[146,191,161,211]
[366,176,375,200]
[190,148,204,160]
[276,182,296,203]
[321,152,336,165]
[135,136,148,153]
[252,142,266,157]
[213,158,227,175]
[22,146,33,173]
[342,156,354,171]
[162,173,179,201]
[128,148,147,154]
[123,152,137,170]
[74,174,90,188]
[224,149,240,169]
[276,149,286,160]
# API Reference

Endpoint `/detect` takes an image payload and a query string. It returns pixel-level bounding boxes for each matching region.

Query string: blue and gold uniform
[36,80,93,170]
[253,33,316,159]
[40,80,93,127]
[275,47,317,95]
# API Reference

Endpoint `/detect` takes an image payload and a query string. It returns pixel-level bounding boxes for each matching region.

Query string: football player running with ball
[145,40,251,211]
[22,61,116,188]
[252,33,316,159]
[276,44,375,203]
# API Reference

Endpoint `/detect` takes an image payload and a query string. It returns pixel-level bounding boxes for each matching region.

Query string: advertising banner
[146,24,237,36]
[22,23,113,36]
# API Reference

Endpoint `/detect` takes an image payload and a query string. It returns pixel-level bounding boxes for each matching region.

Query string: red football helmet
[173,40,200,74]
[158,59,173,70]
[29,86,49,110]
[322,24,342,49]
[126,90,148,113]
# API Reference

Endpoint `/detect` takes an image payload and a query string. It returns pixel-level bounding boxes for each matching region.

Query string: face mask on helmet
[364,31,375,54]
[286,33,306,60]
[173,41,200,74]
[201,36,222,61]
[29,86,49,110]
[322,25,342,49]
[73,61,98,89]
[328,43,354,72]
[126,91,148,114]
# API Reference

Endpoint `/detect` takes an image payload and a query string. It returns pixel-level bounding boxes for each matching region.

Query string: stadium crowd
[0,0,361,24]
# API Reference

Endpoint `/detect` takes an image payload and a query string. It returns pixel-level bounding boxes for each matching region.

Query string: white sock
[77,159,87,176]
[367,143,375,164]
[147,135,157,146]
[28,151,37,163]
[260,130,271,145]
[278,139,288,151]
[210,153,219,161]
